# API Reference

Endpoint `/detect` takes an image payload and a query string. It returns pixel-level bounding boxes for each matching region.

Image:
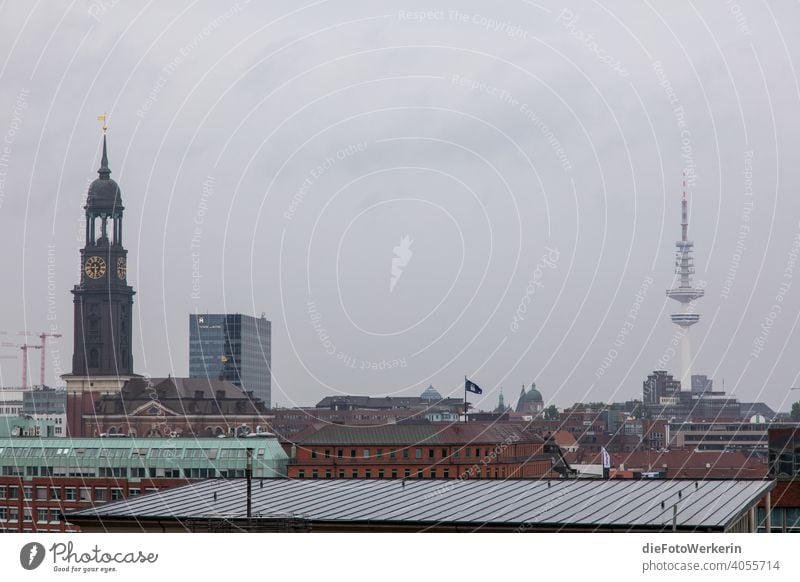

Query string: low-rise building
[70,376,270,438]
[285,422,556,480]
[66,478,775,533]
[0,435,288,532]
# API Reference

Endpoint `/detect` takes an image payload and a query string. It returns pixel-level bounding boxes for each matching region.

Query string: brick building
[0,435,287,532]
[69,376,270,438]
[285,422,556,480]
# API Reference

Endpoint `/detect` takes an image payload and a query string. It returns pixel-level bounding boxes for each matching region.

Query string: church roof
[521,382,543,402]
[86,135,123,213]
[92,377,269,416]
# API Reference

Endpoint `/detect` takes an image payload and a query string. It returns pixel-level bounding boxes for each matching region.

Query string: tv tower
[665,178,703,390]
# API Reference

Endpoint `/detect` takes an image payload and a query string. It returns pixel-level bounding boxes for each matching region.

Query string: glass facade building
[189,314,271,406]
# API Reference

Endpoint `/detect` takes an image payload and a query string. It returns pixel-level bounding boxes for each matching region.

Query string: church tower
[64,126,137,436]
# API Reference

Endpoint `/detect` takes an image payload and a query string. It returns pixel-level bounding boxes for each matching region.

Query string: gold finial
[97,113,108,134]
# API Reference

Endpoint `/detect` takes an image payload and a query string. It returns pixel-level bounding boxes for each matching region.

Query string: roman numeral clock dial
[84,256,106,279]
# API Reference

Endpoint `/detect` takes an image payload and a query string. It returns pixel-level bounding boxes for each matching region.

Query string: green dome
[525,383,543,402]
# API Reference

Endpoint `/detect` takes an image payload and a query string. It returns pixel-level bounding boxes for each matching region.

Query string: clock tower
[64,130,137,436]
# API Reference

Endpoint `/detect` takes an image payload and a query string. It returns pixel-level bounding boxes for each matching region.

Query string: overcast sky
[1,1,799,412]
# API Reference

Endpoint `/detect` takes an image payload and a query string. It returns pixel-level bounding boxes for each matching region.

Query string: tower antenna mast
[666,174,704,389]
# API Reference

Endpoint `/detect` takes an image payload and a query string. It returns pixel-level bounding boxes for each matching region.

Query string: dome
[526,382,543,402]
[420,384,443,401]
[87,177,123,212]
[86,134,123,213]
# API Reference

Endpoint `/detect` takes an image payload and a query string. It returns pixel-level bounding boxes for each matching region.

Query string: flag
[601,447,611,469]
[465,378,483,395]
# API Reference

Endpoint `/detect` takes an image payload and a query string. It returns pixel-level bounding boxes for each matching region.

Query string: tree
[544,404,559,420]
[791,401,800,421]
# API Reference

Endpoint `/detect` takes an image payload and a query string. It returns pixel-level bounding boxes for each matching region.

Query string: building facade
[75,376,270,438]
[285,422,556,480]
[669,420,770,452]
[189,313,271,406]
[0,436,288,532]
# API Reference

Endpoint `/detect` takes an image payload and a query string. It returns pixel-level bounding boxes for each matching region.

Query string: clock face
[84,256,107,279]
[117,257,126,279]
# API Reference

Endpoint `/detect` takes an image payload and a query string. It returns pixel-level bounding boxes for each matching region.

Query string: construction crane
[35,332,62,386]
[0,342,42,388]
[1,330,63,386]
[20,344,42,389]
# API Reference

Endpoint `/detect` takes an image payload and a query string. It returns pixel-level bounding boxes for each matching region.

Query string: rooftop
[289,422,543,446]
[67,477,774,533]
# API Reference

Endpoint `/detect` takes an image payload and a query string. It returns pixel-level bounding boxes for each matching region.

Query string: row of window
[0,485,154,503]
[0,446,270,460]
[309,446,500,460]
[0,506,63,523]
[296,466,508,479]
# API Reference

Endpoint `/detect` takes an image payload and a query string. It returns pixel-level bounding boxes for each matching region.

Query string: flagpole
[464,375,467,423]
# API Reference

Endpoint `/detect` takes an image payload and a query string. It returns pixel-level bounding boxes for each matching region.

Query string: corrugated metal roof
[67,478,773,532]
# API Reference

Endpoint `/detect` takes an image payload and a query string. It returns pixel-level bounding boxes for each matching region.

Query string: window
[378,470,385,479]
[23,507,32,522]
[129,488,140,497]
[0,508,6,521]
[8,486,18,500]
[65,488,76,502]
[324,449,331,459]
[350,449,356,458]
[365,470,372,478]
[428,449,434,459]
[50,487,61,501]
[465,448,470,457]
[404,469,410,478]
[94,488,107,502]
[298,470,305,479]
[311,470,318,479]
[415,448,422,459]
[391,469,398,479]
[443,468,450,478]
[35,487,46,501]
[111,488,124,501]
[389,448,396,459]
[376,448,383,459]
[402,449,409,459]
[0,486,5,499]
[79,488,91,502]
[338,469,345,478]
[23,487,32,501]
[337,449,343,459]
[351,470,358,478]
[363,449,370,459]
[441,448,447,458]
[9,508,18,522]
[37,509,48,523]
[311,449,317,459]
[325,470,332,479]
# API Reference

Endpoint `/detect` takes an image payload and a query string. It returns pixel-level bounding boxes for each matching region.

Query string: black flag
[465,378,483,394]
